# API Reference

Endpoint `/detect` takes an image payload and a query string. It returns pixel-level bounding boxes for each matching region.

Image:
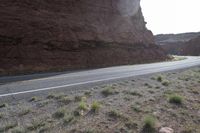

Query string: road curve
[0,56,200,99]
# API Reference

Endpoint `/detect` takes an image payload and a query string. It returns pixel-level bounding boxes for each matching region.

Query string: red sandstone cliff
[155,32,200,55]
[0,0,166,75]
[181,36,200,56]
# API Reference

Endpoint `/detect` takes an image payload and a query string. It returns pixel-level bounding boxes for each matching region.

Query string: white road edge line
[0,60,199,98]
[0,74,138,98]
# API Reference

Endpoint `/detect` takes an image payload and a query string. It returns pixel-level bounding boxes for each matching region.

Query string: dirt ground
[0,67,200,133]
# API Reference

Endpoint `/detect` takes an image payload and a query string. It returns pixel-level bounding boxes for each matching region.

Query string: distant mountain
[155,32,200,56]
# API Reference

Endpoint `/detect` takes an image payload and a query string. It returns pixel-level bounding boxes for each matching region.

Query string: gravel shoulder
[0,67,200,133]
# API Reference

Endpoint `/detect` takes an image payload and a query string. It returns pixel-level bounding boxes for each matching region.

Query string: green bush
[169,94,183,104]
[78,101,87,110]
[162,80,170,86]
[157,76,163,82]
[108,110,122,119]
[29,96,38,102]
[58,96,72,104]
[11,127,25,133]
[91,101,101,112]
[63,114,75,125]
[27,119,45,131]
[101,86,114,96]
[143,115,156,132]
[53,108,65,119]
[0,103,8,108]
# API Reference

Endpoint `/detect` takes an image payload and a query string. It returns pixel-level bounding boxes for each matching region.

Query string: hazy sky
[141,0,200,35]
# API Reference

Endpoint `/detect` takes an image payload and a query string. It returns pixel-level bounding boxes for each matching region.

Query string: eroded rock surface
[0,0,166,75]
[155,32,200,56]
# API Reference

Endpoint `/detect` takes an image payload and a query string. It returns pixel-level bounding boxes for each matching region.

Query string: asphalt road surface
[0,56,200,101]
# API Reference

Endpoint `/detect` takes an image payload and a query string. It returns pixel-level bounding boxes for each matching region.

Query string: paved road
[0,56,200,100]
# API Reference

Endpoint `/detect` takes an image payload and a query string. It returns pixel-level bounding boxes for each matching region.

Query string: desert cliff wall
[0,0,166,75]
[155,32,200,55]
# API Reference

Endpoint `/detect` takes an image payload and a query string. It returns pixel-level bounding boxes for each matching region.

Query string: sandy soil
[0,67,200,133]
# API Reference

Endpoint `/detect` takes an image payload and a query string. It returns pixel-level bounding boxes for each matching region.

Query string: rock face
[0,0,166,75]
[155,32,200,56]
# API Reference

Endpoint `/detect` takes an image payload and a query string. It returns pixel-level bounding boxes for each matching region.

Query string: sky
[141,0,200,35]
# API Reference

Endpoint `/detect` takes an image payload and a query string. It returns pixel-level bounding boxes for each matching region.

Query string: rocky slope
[181,36,200,56]
[155,32,200,55]
[0,0,166,75]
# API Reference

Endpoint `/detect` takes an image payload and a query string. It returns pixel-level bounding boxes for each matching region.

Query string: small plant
[157,76,163,82]
[0,113,3,119]
[131,105,141,112]
[11,127,25,133]
[148,90,155,94]
[63,114,75,125]
[0,103,8,108]
[182,124,195,133]
[53,108,66,119]
[74,95,83,102]
[37,100,50,107]
[47,93,56,99]
[81,96,87,101]
[29,96,38,102]
[144,83,152,88]
[58,96,72,104]
[78,101,87,110]
[125,120,138,129]
[162,80,170,86]
[155,86,160,90]
[91,101,101,112]
[84,91,92,97]
[54,93,66,100]
[18,108,31,116]
[130,91,142,97]
[108,110,122,119]
[73,110,80,117]
[0,122,18,132]
[101,86,114,96]
[38,124,51,133]
[169,94,183,104]
[125,91,142,97]
[143,115,156,132]
[164,90,174,95]
[124,96,131,101]
[27,119,45,131]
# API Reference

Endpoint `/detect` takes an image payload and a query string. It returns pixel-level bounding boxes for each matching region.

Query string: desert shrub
[101,86,114,96]
[162,80,170,86]
[0,122,18,132]
[108,110,122,119]
[91,101,101,112]
[142,115,156,132]
[78,101,87,110]
[131,105,141,112]
[53,108,65,119]
[84,91,92,97]
[27,119,45,131]
[47,93,56,99]
[157,76,163,82]
[0,103,8,108]
[29,96,38,102]
[0,113,3,119]
[11,127,25,133]
[18,108,31,116]
[63,114,75,125]
[74,95,83,102]
[58,96,72,104]
[169,94,183,104]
